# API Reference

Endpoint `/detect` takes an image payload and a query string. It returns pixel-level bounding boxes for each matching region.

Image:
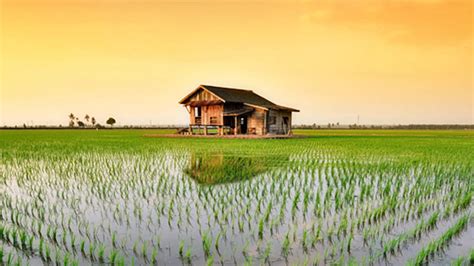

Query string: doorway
[240,116,248,134]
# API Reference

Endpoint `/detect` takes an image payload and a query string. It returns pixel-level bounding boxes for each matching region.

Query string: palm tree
[91,117,96,127]
[85,114,90,125]
[68,113,75,127]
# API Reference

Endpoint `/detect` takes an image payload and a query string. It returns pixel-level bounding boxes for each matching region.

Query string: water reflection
[185,152,286,185]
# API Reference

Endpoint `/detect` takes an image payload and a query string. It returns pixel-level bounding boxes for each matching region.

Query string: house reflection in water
[185,152,278,185]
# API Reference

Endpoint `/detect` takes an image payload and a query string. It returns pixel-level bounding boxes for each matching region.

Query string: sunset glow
[1,0,472,126]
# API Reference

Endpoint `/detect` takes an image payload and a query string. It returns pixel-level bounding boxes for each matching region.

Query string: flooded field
[0,129,473,265]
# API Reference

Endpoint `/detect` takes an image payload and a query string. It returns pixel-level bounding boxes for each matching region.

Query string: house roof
[223,106,254,116]
[179,85,299,112]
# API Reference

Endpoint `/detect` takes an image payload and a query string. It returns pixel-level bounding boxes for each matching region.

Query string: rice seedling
[184,248,192,264]
[258,218,264,239]
[151,248,158,265]
[179,240,185,257]
[202,232,212,257]
[409,213,471,265]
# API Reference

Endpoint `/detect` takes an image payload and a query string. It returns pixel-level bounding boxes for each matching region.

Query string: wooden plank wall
[188,89,219,102]
[187,89,223,125]
[267,110,292,134]
[247,109,267,135]
[204,105,223,125]
[190,104,223,125]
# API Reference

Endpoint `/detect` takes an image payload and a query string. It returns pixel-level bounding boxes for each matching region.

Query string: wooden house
[179,85,299,135]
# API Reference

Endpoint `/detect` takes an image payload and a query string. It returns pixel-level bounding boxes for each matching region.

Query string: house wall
[247,109,267,135]
[190,104,223,125]
[186,89,224,125]
[267,109,292,134]
[188,89,220,102]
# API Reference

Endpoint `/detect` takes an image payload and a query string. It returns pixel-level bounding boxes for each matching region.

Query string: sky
[1,0,472,126]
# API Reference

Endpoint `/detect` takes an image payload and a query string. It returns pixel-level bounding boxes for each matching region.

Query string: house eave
[178,85,226,105]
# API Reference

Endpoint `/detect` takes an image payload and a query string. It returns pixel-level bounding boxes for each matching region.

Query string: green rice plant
[206,255,214,266]
[111,232,117,248]
[451,256,464,266]
[110,249,118,265]
[470,249,474,265]
[202,232,212,257]
[242,240,249,257]
[282,232,290,256]
[63,252,70,266]
[184,248,192,264]
[410,213,470,265]
[179,240,185,257]
[151,249,158,265]
[98,245,105,263]
[80,240,85,254]
[45,245,51,262]
[346,235,353,253]
[302,229,308,250]
[141,242,148,260]
[263,242,272,262]
[89,243,96,260]
[214,232,222,253]
[244,255,252,266]
[258,218,264,239]
[7,252,13,265]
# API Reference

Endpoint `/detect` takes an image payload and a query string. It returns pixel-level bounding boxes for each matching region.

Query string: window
[268,116,276,125]
[194,107,201,117]
[210,117,218,124]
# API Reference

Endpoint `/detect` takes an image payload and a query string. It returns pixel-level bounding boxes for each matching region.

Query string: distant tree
[84,114,90,125]
[77,121,85,127]
[106,117,116,127]
[91,117,96,127]
[336,122,340,126]
[23,123,27,128]
[68,113,75,127]
[327,123,331,129]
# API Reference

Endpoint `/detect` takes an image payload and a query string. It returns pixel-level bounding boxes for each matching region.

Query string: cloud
[300,0,472,46]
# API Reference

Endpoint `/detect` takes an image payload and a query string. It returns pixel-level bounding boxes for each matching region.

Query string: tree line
[68,113,116,128]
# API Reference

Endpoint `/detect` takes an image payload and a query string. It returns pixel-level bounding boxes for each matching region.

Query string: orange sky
[1,0,472,126]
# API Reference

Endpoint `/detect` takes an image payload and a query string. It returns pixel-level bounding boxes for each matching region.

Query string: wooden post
[263,111,267,135]
[234,116,238,135]
[288,115,292,135]
[204,125,208,135]
[189,125,193,135]
[218,125,223,136]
